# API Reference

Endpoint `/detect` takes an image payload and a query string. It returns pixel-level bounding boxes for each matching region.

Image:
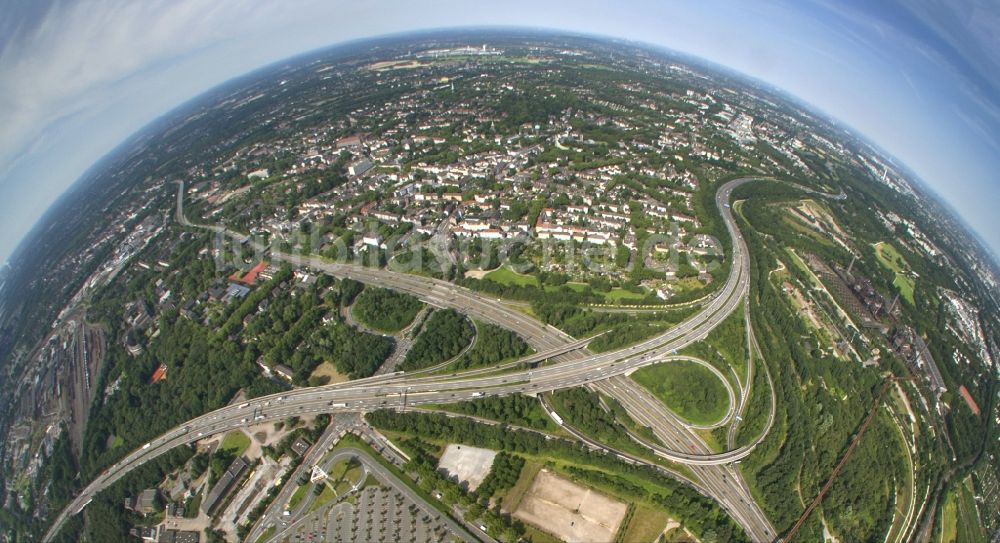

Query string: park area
[484,265,538,287]
[512,469,628,543]
[939,476,987,543]
[219,430,251,457]
[873,241,915,304]
[483,265,648,303]
[630,360,731,426]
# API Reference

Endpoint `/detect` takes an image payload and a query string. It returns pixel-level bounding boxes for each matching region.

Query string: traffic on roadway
[46,177,786,542]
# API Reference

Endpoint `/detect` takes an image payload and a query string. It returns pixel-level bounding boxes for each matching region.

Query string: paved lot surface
[437,444,497,492]
[325,486,455,543]
[266,447,475,543]
[513,469,628,543]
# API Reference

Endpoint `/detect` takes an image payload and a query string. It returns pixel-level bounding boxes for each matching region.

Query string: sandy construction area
[437,444,496,491]
[513,469,628,542]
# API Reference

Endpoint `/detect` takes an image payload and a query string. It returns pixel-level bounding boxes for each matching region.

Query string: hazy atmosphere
[3,3,1000,543]
[2,0,1000,263]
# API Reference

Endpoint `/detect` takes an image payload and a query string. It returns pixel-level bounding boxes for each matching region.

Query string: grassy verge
[502,460,543,511]
[484,266,538,287]
[307,483,336,513]
[620,503,669,543]
[287,483,308,510]
[254,526,276,543]
[954,476,987,543]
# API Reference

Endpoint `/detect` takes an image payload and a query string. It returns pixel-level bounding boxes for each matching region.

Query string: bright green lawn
[873,242,915,304]
[631,361,729,426]
[288,483,308,510]
[219,431,251,457]
[484,266,539,287]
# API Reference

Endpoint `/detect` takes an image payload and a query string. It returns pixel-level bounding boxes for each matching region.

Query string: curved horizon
[2,2,1000,266]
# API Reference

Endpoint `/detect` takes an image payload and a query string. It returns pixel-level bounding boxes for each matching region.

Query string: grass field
[331,459,365,495]
[940,489,959,543]
[219,431,251,457]
[483,266,653,304]
[484,266,539,287]
[254,526,276,543]
[522,525,563,543]
[308,483,337,512]
[631,361,729,426]
[954,477,987,543]
[603,287,647,302]
[620,504,669,543]
[545,281,590,294]
[309,361,349,384]
[183,492,202,518]
[287,483,309,510]
[874,241,915,304]
[502,460,543,512]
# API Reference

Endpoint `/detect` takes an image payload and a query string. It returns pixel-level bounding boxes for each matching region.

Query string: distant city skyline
[2,0,1000,263]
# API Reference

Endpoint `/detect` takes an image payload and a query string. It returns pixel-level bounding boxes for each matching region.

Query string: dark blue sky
[1,0,999,262]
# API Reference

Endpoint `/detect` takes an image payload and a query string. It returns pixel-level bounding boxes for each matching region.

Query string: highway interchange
[46,177,787,542]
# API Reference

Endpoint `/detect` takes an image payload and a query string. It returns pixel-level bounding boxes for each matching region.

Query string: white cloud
[0,0,295,177]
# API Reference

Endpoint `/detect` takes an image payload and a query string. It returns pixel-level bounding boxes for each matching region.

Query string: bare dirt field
[513,469,628,543]
[310,361,349,384]
[437,443,496,491]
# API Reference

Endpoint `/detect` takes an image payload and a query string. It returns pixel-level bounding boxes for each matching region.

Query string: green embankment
[631,361,729,426]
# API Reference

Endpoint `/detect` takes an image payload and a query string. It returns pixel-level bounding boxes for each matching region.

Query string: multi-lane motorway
[45,177,780,542]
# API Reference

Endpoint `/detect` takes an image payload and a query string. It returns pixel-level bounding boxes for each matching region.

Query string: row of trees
[733,186,901,540]
[531,300,690,348]
[549,388,655,460]
[364,410,748,543]
[440,394,555,431]
[399,438,527,542]
[451,322,529,370]
[475,452,525,501]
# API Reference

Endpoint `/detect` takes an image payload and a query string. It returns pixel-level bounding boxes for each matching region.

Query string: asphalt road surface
[44,177,784,542]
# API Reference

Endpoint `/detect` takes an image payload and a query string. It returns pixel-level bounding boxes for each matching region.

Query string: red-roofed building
[241,261,269,285]
[150,364,167,384]
[958,385,980,416]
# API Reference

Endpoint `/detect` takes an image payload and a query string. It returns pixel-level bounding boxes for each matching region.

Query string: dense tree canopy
[401,309,474,370]
[351,286,423,333]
